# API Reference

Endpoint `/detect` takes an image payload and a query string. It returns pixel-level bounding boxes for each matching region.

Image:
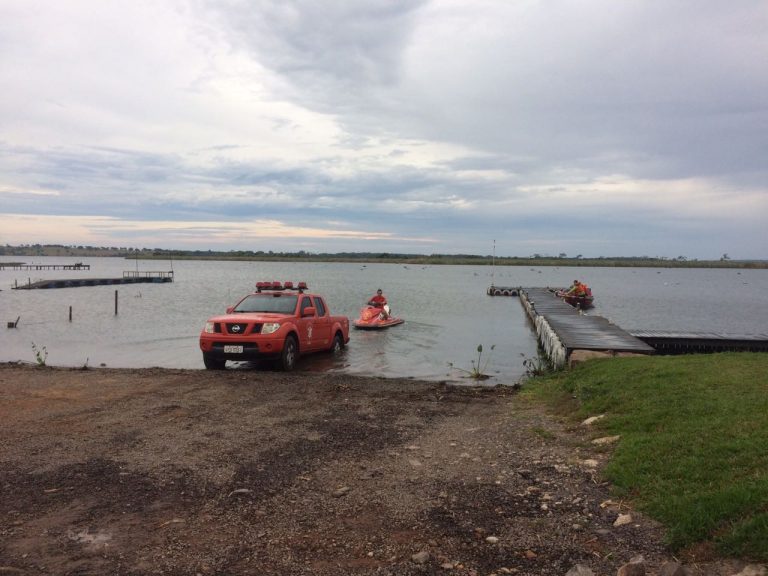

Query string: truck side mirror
[302,306,316,317]
[226,306,234,313]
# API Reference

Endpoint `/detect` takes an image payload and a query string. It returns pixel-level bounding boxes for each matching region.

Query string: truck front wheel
[203,353,225,370]
[280,335,298,371]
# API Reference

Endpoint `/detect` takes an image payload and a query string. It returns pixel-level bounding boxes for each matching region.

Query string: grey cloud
[212,1,768,189]
[210,0,428,109]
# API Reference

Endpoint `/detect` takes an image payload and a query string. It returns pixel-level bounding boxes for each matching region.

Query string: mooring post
[69,306,73,322]
[115,290,118,315]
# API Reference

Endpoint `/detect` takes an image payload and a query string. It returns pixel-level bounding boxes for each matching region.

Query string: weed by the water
[31,342,48,366]
[448,344,496,380]
[522,351,553,377]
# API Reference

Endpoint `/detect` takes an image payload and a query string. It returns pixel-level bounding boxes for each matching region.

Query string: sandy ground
[0,364,747,575]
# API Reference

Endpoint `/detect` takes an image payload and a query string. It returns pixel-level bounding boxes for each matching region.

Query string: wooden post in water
[69,306,72,322]
[115,290,118,315]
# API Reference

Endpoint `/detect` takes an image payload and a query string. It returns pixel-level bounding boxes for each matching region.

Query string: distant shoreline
[1,245,766,269]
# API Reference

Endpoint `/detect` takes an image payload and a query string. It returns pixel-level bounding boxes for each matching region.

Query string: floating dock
[487,285,519,296]
[518,288,654,368]
[631,330,768,354]
[495,286,767,366]
[0,263,90,271]
[12,271,174,290]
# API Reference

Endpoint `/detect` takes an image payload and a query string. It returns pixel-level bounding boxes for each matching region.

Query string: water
[2,257,767,383]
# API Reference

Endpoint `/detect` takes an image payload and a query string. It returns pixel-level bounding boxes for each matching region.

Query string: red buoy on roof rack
[283,281,294,289]
[297,281,308,292]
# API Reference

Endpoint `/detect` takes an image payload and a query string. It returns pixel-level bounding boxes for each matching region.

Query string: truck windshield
[234,294,298,314]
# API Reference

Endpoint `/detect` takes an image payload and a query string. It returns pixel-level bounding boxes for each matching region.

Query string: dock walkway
[519,288,655,368]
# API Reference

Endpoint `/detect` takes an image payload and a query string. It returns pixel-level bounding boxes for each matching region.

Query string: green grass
[527,353,768,560]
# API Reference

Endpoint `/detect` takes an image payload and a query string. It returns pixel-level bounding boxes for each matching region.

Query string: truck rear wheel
[330,332,344,354]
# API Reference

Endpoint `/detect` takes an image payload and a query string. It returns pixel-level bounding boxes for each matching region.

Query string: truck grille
[226,323,248,334]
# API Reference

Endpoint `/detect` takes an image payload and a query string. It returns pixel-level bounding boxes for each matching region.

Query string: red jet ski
[555,289,595,309]
[353,303,404,330]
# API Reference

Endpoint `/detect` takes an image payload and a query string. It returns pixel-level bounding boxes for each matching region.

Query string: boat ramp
[490,286,767,368]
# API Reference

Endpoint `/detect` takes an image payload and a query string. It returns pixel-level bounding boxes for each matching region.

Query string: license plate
[224,345,244,353]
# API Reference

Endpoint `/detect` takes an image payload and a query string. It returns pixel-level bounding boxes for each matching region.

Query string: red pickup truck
[199,281,350,371]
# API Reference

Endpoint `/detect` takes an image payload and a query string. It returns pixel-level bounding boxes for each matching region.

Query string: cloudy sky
[1,1,766,258]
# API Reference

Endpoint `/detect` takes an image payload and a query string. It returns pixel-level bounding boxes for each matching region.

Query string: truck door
[297,296,316,351]
[312,296,332,347]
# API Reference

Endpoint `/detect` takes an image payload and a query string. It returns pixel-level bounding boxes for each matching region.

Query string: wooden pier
[0,262,90,271]
[12,271,174,290]
[518,288,655,368]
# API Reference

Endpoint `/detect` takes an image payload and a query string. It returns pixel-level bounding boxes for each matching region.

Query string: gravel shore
[0,364,746,575]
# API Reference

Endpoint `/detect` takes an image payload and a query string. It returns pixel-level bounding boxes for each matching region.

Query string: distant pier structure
[0,262,90,271]
[12,271,174,290]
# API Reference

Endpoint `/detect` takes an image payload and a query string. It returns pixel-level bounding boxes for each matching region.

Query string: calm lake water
[2,257,767,384]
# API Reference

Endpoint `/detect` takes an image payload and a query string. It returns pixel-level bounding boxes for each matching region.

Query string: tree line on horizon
[1,243,765,268]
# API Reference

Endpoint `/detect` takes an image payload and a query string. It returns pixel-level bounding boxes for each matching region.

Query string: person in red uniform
[368,289,390,319]
[566,280,591,297]
[566,280,585,296]
[368,288,387,307]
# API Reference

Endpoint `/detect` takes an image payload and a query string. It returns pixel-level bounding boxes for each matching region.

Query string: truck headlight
[204,322,215,334]
[262,322,280,334]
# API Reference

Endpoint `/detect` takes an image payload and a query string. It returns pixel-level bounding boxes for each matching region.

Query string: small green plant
[31,342,48,366]
[448,344,496,380]
[522,356,547,377]
[522,348,553,378]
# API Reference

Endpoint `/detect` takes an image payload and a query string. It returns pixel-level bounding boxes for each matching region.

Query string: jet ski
[554,288,595,309]
[353,303,404,330]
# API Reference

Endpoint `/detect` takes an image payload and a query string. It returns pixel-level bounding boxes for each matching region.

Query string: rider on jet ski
[368,289,390,319]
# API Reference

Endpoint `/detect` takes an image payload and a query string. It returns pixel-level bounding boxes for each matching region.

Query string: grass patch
[526,352,768,560]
